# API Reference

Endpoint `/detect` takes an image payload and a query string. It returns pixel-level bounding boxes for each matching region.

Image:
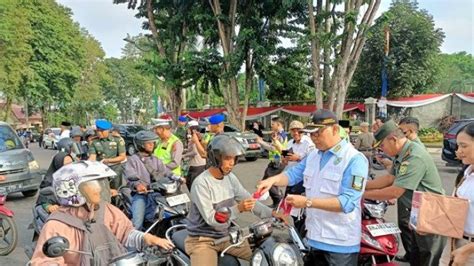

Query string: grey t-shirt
[186,170,272,238]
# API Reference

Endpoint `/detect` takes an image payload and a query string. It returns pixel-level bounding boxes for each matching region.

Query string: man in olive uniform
[174,116,188,145]
[153,119,184,176]
[399,116,424,147]
[364,120,446,266]
[89,119,127,196]
[192,114,225,159]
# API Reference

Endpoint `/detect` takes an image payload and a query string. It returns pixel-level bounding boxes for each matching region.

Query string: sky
[56,0,473,58]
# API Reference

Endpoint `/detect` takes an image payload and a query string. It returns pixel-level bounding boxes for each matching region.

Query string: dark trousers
[398,205,414,260]
[304,249,358,266]
[186,165,206,190]
[398,206,446,266]
[261,161,286,206]
[108,163,124,190]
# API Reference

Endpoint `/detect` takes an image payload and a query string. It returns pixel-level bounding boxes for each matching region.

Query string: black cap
[304,109,338,133]
[61,121,71,127]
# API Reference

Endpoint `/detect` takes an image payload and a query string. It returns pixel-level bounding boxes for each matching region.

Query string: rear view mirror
[43,236,69,258]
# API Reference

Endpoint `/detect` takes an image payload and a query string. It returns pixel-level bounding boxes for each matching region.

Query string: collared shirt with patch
[89,136,126,161]
[393,140,445,214]
[284,139,368,253]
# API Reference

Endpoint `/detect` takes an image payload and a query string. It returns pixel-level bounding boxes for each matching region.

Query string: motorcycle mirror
[42,236,70,258]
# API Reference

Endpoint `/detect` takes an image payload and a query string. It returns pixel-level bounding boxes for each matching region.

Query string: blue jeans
[131,192,158,230]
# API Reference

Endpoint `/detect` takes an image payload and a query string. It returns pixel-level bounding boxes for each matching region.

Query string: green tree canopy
[349,0,445,98]
[434,52,474,93]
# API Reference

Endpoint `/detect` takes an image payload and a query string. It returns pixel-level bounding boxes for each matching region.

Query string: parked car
[442,118,474,165]
[199,123,261,161]
[42,128,61,150]
[113,124,146,155]
[0,122,42,197]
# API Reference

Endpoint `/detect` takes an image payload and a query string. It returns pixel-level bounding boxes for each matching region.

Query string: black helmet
[70,128,82,138]
[83,129,96,139]
[134,130,158,153]
[57,138,74,154]
[207,134,245,168]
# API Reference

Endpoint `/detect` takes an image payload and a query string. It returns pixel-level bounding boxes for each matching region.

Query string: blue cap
[178,116,187,122]
[95,119,112,130]
[209,114,225,125]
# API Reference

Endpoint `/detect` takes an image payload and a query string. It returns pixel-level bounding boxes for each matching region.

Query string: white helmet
[52,161,116,207]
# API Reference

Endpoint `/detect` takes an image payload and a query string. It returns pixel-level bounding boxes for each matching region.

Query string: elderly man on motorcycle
[30,161,174,265]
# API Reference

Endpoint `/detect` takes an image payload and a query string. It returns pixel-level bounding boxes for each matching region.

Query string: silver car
[42,127,61,150]
[0,122,42,197]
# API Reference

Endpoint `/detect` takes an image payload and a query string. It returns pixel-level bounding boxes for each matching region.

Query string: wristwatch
[305,198,312,208]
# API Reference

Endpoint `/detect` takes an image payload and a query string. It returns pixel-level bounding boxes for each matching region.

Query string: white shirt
[286,135,315,168]
[456,165,474,235]
[60,130,70,139]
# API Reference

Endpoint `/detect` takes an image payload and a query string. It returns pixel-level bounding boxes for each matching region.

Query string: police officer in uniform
[89,119,127,198]
[364,120,446,266]
[257,116,289,207]
[153,119,184,176]
[257,110,369,265]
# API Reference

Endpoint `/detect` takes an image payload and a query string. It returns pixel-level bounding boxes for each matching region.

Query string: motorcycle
[41,235,171,265]
[117,176,190,237]
[0,185,18,255]
[359,199,400,265]
[165,217,305,266]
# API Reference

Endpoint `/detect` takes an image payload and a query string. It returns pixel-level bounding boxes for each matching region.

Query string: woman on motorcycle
[30,161,174,265]
[185,134,274,266]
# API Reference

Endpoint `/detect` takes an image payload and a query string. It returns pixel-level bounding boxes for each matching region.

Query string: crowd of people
[23,111,474,266]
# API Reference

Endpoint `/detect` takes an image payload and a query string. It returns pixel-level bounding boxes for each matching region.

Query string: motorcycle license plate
[366,223,401,237]
[166,194,190,207]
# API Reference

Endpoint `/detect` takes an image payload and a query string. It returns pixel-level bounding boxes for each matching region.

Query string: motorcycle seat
[172,229,241,266]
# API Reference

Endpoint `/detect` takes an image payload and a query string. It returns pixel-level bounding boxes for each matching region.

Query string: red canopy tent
[181,103,365,120]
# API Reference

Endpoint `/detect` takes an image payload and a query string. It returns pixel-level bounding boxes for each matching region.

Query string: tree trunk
[322,0,332,94]
[41,105,48,129]
[329,0,381,118]
[209,0,245,129]
[3,96,12,122]
[242,48,254,130]
[308,0,323,109]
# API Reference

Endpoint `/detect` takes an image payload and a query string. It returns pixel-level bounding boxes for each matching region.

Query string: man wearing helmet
[124,130,175,229]
[185,134,274,265]
[30,161,174,265]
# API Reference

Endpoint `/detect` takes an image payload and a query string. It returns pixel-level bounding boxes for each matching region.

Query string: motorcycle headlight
[29,160,40,170]
[251,250,264,266]
[272,243,298,266]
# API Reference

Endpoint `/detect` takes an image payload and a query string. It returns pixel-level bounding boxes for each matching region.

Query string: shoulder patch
[351,176,364,191]
[399,164,408,175]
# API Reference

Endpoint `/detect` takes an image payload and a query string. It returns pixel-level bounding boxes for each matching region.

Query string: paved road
[0,143,459,265]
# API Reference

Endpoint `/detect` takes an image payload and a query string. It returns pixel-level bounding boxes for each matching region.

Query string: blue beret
[178,116,187,122]
[209,114,225,125]
[95,119,112,130]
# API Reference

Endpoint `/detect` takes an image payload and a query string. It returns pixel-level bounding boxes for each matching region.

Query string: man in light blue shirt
[257,109,368,266]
